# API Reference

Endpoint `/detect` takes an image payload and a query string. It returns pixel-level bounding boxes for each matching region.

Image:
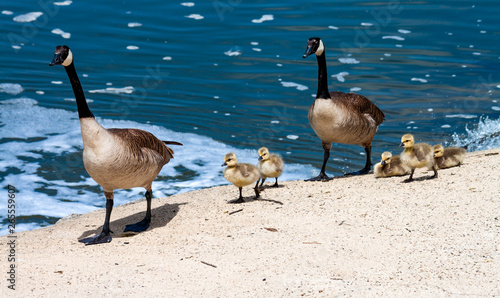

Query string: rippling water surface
[1,0,499,234]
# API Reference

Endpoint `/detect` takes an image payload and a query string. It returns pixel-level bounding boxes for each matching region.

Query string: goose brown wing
[330,91,385,125]
[108,128,174,162]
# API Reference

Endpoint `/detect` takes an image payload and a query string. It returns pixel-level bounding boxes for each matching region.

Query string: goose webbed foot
[124,217,151,233]
[78,230,113,245]
[345,167,371,176]
[305,172,333,182]
[403,177,414,183]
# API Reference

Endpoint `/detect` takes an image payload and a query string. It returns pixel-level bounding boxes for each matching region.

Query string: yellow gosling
[433,144,466,169]
[257,147,284,189]
[374,151,411,178]
[399,134,437,183]
[222,153,260,203]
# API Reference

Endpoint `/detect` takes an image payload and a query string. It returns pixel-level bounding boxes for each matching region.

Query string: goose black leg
[306,143,333,181]
[124,190,152,233]
[272,177,279,187]
[346,146,372,176]
[79,192,114,245]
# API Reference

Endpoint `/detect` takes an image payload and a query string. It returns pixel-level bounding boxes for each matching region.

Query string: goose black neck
[316,53,331,99]
[64,62,94,119]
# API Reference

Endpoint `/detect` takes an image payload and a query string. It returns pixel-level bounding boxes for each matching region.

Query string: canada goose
[222,153,260,203]
[373,151,411,178]
[433,144,466,169]
[303,37,385,181]
[399,134,436,183]
[50,45,182,245]
[257,147,284,189]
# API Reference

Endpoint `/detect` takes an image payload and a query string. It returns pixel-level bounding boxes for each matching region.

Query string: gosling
[222,153,260,203]
[374,151,411,178]
[399,134,437,182]
[257,147,284,189]
[433,144,466,169]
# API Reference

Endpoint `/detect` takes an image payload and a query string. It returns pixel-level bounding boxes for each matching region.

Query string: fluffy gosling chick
[433,144,466,169]
[374,151,411,178]
[399,134,437,183]
[257,147,284,189]
[222,153,260,203]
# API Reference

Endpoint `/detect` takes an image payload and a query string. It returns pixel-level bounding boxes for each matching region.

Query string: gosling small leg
[254,178,260,200]
[403,169,415,183]
[259,177,266,190]
[272,177,279,187]
[231,187,245,204]
[428,167,438,180]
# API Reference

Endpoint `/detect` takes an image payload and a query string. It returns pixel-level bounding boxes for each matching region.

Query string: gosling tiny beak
[49,53,63,66]
[381,160,386,166]
[258,156,263,161]
[221,162,227,167]
[399,142,404,147]
[303,46,314,58]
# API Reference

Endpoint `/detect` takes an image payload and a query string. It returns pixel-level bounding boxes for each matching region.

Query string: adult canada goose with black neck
[50,45,182,245]
[303,37,385,181]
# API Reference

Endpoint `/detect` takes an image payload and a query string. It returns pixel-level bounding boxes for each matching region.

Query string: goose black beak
[381,160,386,166]
[399,142,404,147]
[258,156,263,161]
[49,53,63,66]
[221,162,227,167]
[303,46,314,58]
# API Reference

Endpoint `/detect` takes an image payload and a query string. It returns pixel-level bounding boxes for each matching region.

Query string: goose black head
[303,37,324,58]
[50,45,73,67]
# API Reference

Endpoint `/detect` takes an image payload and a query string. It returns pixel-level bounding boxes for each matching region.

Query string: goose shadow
[228,196,283,205]
[78,201,187,241]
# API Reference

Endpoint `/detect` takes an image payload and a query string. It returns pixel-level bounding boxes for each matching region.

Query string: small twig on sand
[229,209,243,215]
[201,261,217,268]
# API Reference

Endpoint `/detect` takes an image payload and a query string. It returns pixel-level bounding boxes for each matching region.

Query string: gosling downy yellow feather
[399,134,437,182]
[373,151,411,178]
[433,144,466,169]
[222,153,260,203]
[257,147,284,189]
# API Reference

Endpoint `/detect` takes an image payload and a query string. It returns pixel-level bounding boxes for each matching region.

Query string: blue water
[1,0,499,235]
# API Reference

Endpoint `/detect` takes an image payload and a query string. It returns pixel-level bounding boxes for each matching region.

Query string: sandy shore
[2,148,499,296]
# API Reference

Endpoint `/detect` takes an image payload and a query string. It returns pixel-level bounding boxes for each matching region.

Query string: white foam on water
[181,2,195,7]
[328,26,339,30]
[0,83,24,95]
[338,58,360,64]
[350,87,362,92]
[398,29,411,34]
[51,28,71,39]
[224,47,242,57]
[361,22,373,26]
[252,14,273,23]
[0,97,318,235]
[54,0,72,6]
[411,78,428,83]
[2,10,13,15]
[128,22,142,27]
[185,14,203,20]
[445,114,477,119]
[383,36,405,41]
[332,71,349,82]
[280,81,308,91]
[126,45,139,50]
[163,56,172,61]
[88,86,135,94]
[13,12,43,23]
[287,135,299,140]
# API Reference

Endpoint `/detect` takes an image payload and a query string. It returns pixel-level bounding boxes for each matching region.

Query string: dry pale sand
[2,148,499,297]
